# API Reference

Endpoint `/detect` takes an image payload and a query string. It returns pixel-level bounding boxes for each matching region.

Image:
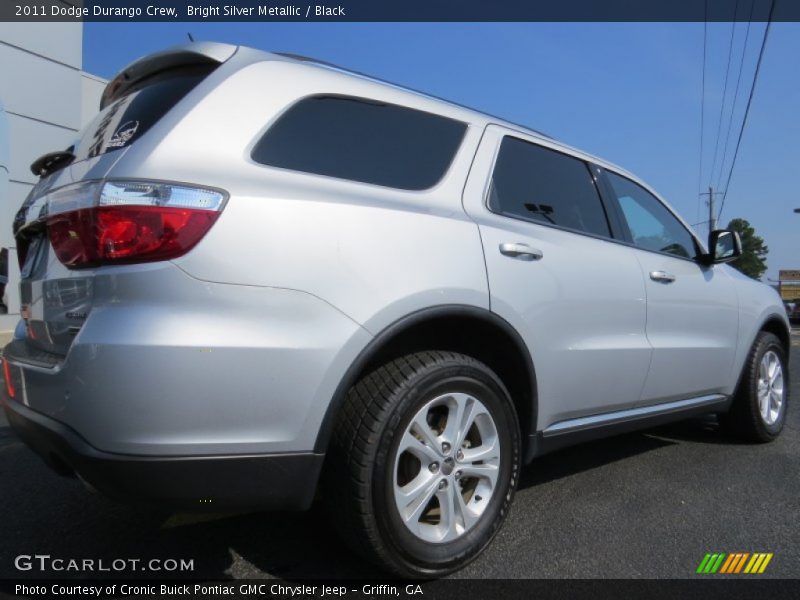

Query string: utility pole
[708,186,716,232]
[700,186,717,233]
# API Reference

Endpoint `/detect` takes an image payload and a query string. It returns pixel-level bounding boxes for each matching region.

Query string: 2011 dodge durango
[1,42,790,577]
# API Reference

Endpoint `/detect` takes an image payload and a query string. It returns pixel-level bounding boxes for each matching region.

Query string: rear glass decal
[107,120,140,148]
[86,96,130,158]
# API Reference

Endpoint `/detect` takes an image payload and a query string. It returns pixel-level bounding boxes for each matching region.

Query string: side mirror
[707,229,742,264]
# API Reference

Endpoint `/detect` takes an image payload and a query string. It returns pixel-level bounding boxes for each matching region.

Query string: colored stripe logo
[696,552,773,574]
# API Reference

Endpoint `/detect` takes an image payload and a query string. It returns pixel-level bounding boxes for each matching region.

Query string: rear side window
[488,136,611,237]
[251,96,467,190]
[73,65,215,161]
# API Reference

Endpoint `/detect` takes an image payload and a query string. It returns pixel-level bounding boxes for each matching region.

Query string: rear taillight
[43,181,226,268]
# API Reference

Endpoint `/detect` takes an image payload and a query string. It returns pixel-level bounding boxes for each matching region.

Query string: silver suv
[2,42,790,577]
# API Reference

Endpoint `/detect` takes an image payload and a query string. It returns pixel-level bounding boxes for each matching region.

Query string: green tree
[725,218,768,280]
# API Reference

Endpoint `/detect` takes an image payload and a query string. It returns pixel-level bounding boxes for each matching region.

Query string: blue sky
[84,23,799,281]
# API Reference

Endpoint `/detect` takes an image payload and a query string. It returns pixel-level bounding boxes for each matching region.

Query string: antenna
[187,32,195,42]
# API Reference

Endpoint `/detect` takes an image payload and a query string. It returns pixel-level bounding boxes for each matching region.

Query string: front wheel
[721,331,789,442]
[324,351,520,577]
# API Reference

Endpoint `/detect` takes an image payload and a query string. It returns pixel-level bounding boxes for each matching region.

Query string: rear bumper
[1,264,370,457]
[3,398,323,510]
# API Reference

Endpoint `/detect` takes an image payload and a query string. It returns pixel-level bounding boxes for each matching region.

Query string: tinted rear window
[73,66,215,161]
[251,96,467,190]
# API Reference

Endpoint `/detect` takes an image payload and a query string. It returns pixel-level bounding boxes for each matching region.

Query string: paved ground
[0,328,797,580]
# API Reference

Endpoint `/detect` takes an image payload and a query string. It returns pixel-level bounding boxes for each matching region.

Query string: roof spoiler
[100,41,237,110]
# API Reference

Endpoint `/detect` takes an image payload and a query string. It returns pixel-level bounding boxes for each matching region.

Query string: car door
[599,169,739,403]
[462,125,652,429]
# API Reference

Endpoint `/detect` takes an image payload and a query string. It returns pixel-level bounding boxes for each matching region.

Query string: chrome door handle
[650,270,676,283]
[499,242,543,261]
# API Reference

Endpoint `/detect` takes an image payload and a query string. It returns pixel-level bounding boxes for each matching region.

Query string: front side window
[488,136,611,237]
[251,96,467,190]
[605,171,697,259]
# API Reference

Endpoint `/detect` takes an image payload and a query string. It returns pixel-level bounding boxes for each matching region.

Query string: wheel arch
[730,313,792,398]
[760,314,791,356]
[313,305,539,462]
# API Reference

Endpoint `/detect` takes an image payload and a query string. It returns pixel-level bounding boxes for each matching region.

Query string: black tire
[323,351,520,578]
[721,332,789,442]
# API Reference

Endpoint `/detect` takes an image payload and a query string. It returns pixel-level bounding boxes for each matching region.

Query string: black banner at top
[2,0,799,22]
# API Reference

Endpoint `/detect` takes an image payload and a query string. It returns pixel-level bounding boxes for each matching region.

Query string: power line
[717,0,776,222]
[696,1,708,227]
[715,0,755,191]
[707,0,739,190]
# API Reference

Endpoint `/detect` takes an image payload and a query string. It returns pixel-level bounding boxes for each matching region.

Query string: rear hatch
[10,43,234,363]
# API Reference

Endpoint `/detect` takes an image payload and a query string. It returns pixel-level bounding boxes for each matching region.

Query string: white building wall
[81,72,107,126]
[0,23,105,333]
[0,103,8,174]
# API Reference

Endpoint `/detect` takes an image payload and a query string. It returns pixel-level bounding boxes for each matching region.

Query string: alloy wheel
[393,392,501,543]
[757,350,784,426]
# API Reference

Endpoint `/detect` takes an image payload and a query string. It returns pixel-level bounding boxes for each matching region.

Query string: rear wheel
[324,351,520,577]
[722,332,789,442]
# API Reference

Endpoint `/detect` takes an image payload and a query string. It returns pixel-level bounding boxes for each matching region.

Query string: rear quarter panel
[111,59,491,334]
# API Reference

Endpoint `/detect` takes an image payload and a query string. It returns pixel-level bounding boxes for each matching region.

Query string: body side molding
[528,393,731,457]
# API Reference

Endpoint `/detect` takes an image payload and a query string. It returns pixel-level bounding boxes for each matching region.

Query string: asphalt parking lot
[1,328,798,580]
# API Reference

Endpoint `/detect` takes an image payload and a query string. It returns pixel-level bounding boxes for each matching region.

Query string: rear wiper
[30,149,75,177]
